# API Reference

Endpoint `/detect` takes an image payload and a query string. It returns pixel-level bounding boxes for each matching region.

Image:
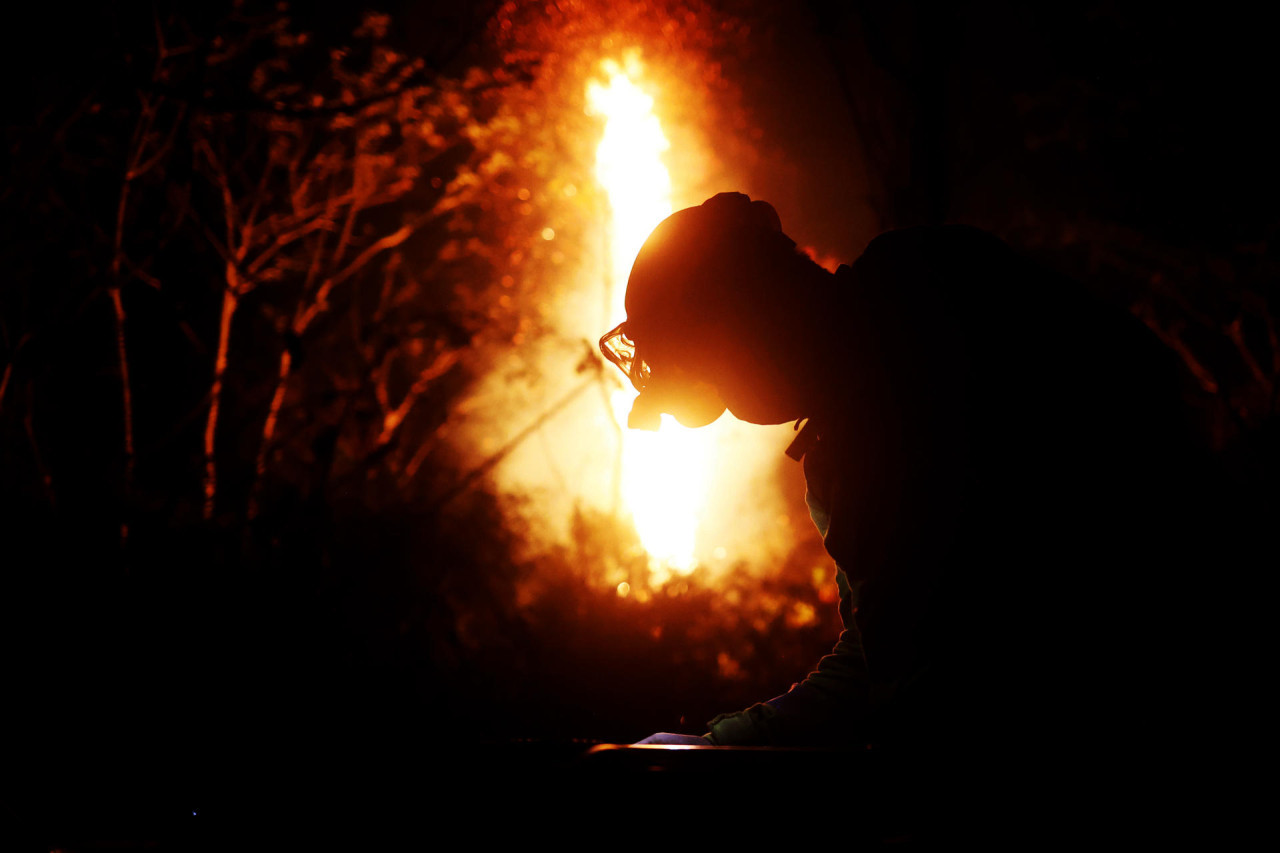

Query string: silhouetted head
[600,192,833,429]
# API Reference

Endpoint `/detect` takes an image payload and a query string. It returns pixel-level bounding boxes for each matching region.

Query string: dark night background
[3,0,1273,839]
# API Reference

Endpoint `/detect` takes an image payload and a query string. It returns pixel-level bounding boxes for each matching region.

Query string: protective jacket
[704,226,1208,753]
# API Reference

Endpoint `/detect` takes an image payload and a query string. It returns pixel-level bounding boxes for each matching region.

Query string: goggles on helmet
[599,321,727,431]
[598,322,650,393]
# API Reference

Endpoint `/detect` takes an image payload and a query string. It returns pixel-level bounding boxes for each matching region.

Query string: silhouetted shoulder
[848,225,1039,309]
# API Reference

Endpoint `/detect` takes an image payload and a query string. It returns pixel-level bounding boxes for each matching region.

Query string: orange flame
[468,53,800,596]
[588,57,715,579]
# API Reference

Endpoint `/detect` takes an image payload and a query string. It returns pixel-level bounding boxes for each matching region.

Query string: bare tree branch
[1134,302,1220,396]
[1226,316,1274,397]
[430,379,596,514]
[247,347,292,521]
[293,211,435,334]
[375,348,462,447]
[203,288,238,520]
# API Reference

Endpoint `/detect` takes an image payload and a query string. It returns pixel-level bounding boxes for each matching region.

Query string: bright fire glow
[587,58,715,576]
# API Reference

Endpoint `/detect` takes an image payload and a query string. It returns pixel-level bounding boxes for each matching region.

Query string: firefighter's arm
[705,569,871,746]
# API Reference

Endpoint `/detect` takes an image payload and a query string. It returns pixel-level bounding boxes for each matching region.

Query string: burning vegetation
[3,0,837,747]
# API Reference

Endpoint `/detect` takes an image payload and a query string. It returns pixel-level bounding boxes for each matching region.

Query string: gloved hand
[634,732,712,745]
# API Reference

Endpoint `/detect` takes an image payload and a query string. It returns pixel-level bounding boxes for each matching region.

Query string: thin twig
[131,103,187,180]
[398,429,440,490]
[138,64,487,118]
[246,215,336,276]
[108,287,134,544]
[375,349,461,446]
[294,211,433,333]
[247,347,292,521]
[1134,304,1221,396]
[203,288,238,520]
[116,251,163,290]
[1226,316,1274,396]
[430,379,596,513]
[108,85,164,545]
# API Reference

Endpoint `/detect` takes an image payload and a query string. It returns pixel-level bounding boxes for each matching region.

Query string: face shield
[599,322,727,430]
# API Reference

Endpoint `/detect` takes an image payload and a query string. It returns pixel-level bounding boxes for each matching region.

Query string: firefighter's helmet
[599,192,794,429]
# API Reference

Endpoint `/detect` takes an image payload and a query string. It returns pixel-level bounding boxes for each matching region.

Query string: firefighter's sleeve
[704,568,870,746]
[706,427,875,742]
[704,480,872,746]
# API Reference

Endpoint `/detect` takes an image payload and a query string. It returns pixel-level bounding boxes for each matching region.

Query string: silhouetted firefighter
[600,192,1214,768]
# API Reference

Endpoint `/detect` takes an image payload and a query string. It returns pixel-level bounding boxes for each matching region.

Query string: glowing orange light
[587,57,714,576]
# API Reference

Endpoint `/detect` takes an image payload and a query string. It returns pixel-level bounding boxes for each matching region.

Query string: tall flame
[588,58,714,578]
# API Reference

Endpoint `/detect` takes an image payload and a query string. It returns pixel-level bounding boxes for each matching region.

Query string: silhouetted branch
[431,378,596,513]
[247,346,293,521]
[203,288,238,520]
[293,211,436,332]
[375,349,462,447]
[1134,301,1220,396]
[140,62,533,120]
[106,23,186,543]
[1226,316,1274,398]
[108,287,134,541]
